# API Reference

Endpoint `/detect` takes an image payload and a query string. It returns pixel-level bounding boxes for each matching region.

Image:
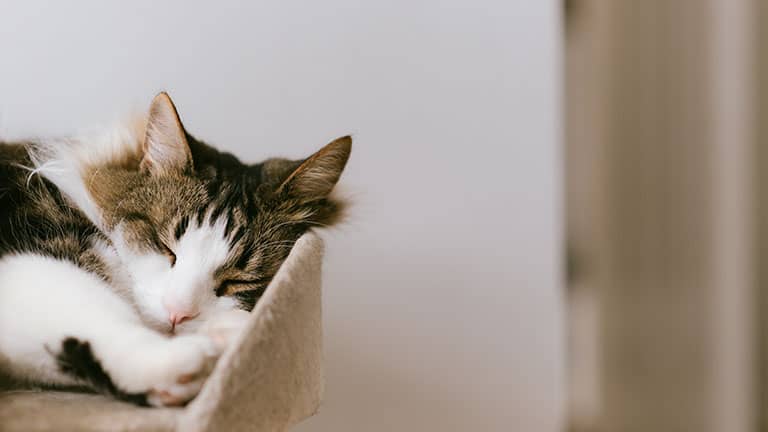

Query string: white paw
[143,334,219,407]
[197,309,251,353]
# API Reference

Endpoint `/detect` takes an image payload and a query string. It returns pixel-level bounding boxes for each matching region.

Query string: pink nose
[168,311,199,330]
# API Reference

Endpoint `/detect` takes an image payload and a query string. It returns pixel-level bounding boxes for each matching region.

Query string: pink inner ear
[141,93,193,174]
[278,136,351,200]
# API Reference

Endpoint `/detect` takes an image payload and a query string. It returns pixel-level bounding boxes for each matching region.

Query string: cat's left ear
[276,136,352,202]
[140,92,193,175]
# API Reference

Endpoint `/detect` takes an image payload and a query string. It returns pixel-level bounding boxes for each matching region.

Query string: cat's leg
[0,254,220,406]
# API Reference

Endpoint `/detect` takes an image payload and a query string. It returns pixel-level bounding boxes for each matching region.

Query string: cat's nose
[168,310,199,330]
[163,297,200,330]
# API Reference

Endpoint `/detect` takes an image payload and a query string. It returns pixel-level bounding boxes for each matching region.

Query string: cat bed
[0,233,325,432]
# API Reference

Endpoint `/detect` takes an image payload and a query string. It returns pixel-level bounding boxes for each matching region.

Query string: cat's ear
[140,92,193,175]
[276,136,352,202]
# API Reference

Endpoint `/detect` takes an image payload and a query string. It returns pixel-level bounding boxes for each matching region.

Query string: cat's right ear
[140,92,193,175]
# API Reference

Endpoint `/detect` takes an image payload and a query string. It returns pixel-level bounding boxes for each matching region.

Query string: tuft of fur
[25,118,146,228]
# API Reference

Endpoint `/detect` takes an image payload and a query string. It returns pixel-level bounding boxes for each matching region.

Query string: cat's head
[88,93,350,333]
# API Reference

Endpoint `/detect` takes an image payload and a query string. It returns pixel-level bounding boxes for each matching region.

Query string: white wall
[0,1,563,430]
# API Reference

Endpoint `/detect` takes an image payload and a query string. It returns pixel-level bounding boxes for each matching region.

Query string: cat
[0,93,351,406]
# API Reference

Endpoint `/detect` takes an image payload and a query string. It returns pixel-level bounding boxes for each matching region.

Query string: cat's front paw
[143,334,219,407]
[197,309,251,353]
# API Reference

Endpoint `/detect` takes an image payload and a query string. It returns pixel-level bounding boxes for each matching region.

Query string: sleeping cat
[0,93,351,406]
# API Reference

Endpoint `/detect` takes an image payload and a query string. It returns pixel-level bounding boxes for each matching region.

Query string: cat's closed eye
[215,279,268,297]
[159,242,177,266]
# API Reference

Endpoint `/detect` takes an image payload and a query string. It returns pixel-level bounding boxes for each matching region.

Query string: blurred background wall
[566,1,759,431]
[0,1,564,431]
